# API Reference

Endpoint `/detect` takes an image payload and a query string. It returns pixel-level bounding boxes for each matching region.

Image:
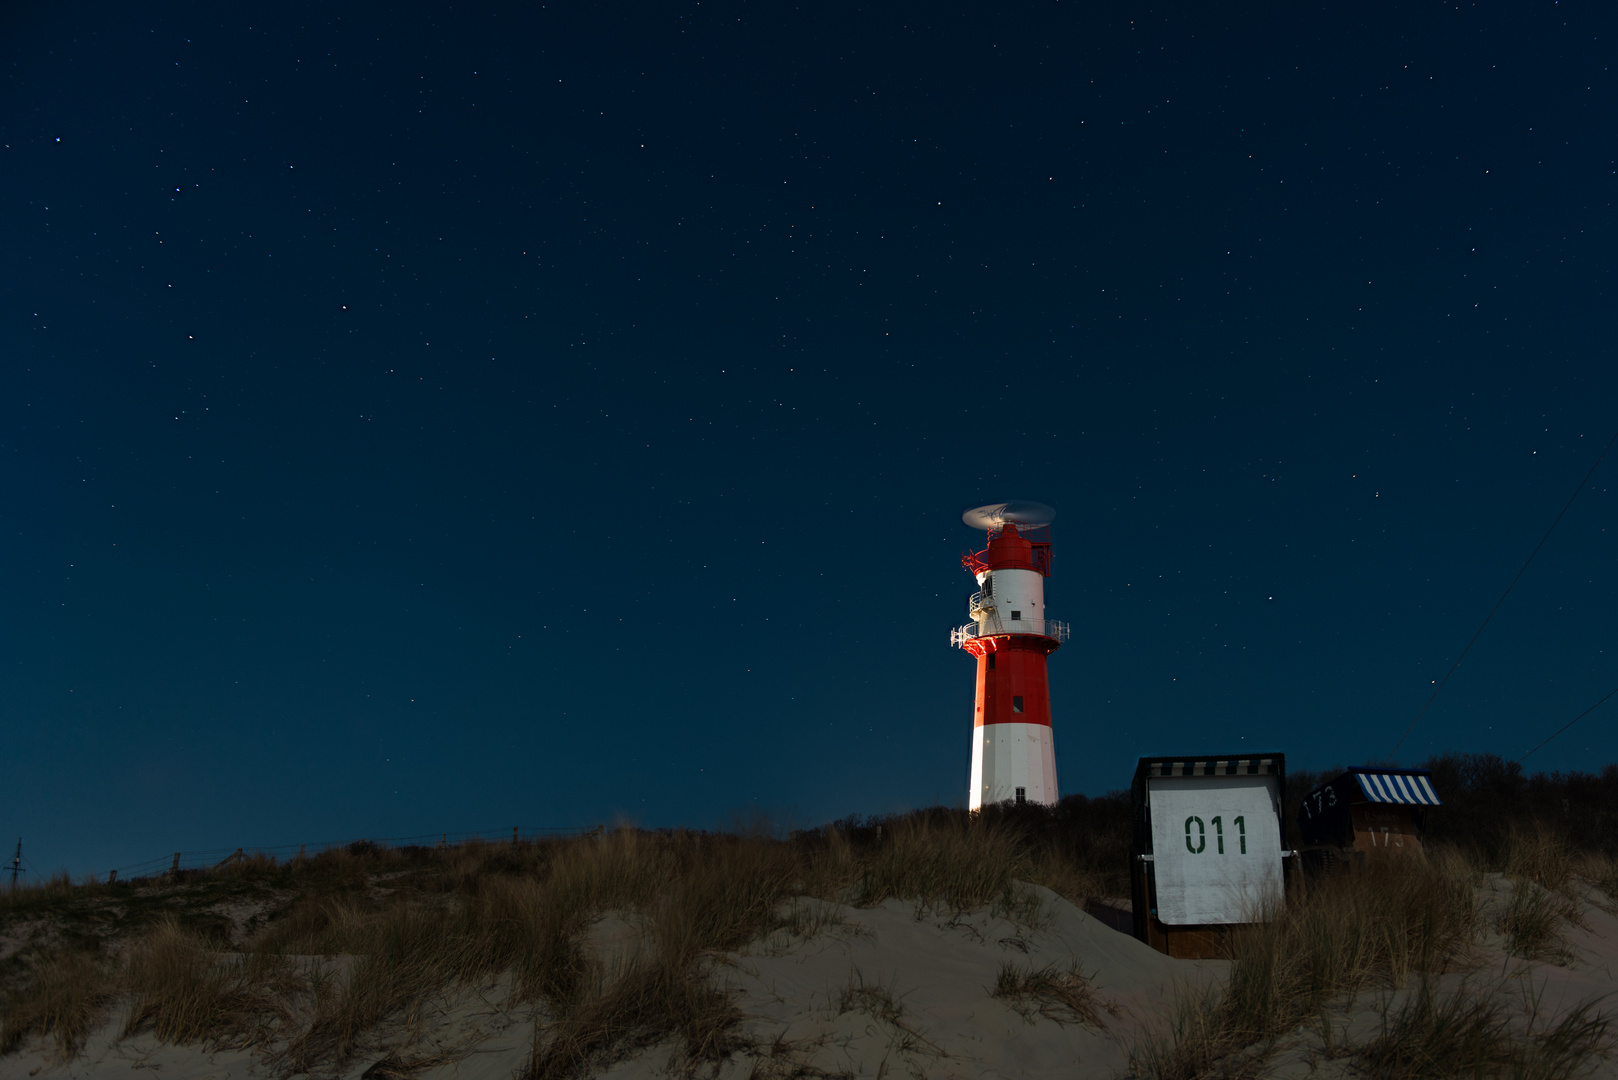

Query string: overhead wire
[1517,686,1618,764]
[1390,428,1618,758]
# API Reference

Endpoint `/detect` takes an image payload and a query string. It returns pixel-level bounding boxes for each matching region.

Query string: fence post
[512,826,519,847]
[297,844,305,862]
[108,870,117,884]
[170,852,181,873]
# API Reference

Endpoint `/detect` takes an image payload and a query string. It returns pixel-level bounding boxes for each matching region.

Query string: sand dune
[7,873,1618,1079]
[4,887,1220,1080]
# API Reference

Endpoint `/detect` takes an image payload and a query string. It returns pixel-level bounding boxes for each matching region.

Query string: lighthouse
[950,501,1069,810]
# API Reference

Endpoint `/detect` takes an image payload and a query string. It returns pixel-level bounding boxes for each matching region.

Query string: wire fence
[109,825,600,882]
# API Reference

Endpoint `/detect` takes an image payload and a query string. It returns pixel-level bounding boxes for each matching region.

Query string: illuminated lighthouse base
[971,723,1058,808]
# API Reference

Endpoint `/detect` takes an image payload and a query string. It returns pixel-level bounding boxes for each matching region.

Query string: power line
[1517,686,1618,764]
[1390,428,1618,758]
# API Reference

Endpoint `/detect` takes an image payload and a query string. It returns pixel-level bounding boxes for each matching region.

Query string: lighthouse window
[986,654,996,670]
[1010,610,1022,620]
[1015,787,1027,805]
[1012,696,1024,713]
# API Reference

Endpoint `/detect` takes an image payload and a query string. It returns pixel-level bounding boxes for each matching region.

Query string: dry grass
[1497,883,1581,965]
[831,968,941,1062]
[17,811,1599,1080]
[1492,826,1583,964]
[834,968,905,1026]
[531,953,745,1080]
[280,897,483,1071]
[778,898,846,942]
[855,816,1028,914]
[0,872,101,916]
[1130,852,1483,1080]
[3,811,1108,1076]
[0,950,116,1056]
[1023,845,1112,909]
[1132,841,1615,1080]
[1577,854,1618,911]
[853,815,1090,926]
[1502,826,1577,894]
[122,918,295,1047]
[1354,979,1611,1080]
[1127,984,1255,1080]
[991,960,1118,1028]
[529,835,797,1078]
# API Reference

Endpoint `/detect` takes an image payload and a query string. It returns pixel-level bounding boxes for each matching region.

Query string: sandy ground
[592,886,1225,1080]
[6,879,1618,1080]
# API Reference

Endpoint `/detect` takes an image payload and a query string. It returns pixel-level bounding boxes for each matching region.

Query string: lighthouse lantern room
[950,501,1069,810]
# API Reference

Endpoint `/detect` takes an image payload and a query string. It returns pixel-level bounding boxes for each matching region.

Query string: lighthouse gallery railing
[950,619,1071,648]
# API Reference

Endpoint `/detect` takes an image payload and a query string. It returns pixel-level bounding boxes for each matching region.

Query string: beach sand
[6,879,1618,1079]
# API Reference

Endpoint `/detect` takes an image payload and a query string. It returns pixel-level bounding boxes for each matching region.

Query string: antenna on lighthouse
[962,500,1056,533]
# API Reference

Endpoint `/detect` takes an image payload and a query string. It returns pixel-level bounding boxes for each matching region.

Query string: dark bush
[1421,753,1618,860]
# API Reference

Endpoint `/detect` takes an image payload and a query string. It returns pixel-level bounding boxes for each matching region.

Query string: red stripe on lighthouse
[973,636,1057,728]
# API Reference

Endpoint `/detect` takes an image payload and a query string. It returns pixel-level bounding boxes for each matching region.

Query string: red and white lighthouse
[951,501,1069,810]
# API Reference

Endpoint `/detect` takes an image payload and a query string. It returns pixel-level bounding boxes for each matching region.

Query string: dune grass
[1353,979,1611,1080]
[0,806,1116,1074]
[9,803,1611,1079]
[1130,838,1616,1080]
[1497,883,1581,965]
[0,950,117,1057]
[832,967,942,1066]
[1130,851,1486,1079]
[1491,826,1585,964]
[1502,825,1577,894]
[992,960,1117,1029]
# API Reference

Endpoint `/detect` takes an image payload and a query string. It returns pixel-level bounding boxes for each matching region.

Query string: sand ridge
[8,879,1618,1079]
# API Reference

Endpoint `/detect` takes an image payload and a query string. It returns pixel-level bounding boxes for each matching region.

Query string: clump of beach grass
[122,918,295,1048]
[0,949,117,1057]
[1502,825,1577,894]
[1353,978,1610,1080]
[830,968,941,1065]
[1487,825,1584,964]
[1496,881,1581,965]
[992,960,1116,1028]
[1576,852,1618,927]
[856,815,1029,915]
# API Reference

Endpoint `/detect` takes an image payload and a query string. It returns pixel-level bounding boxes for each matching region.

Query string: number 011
[1184,815,1247,854]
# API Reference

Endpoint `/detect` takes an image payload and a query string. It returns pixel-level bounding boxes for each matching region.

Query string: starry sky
[5,0,1616,874]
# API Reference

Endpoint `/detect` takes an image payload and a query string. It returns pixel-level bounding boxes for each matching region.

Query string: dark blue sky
[5,0,1615,874]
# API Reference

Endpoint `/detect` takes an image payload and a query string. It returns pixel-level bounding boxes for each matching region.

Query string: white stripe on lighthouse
[970,722,1058,809]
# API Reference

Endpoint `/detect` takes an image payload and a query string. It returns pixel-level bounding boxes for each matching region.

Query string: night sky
[6,1,1616,875]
